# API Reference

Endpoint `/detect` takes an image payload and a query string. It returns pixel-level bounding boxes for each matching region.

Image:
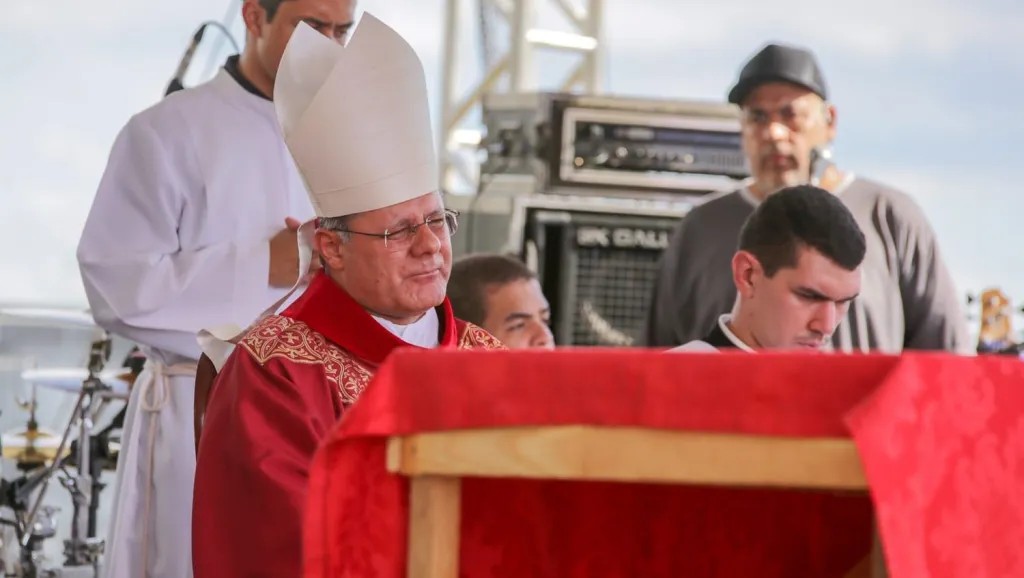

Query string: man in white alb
[75,1,355,576]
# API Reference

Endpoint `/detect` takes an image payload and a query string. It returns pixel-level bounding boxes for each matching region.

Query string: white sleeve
[76,113,272,360]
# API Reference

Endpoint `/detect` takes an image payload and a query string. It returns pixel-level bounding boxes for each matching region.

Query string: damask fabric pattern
[241,315,375,404]
[192,271,506,578]
[305,350,1024,578]
[306,350,896,578]
[846,354,1024,578]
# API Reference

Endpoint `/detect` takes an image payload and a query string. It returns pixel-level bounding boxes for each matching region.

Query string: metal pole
[582,0,605,94]
[509,0,536,92]
[21,393,80,549]
[440,0,462,192]
[69,386,95,560]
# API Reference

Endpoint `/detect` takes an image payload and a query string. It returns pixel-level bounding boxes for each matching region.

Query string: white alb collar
[372,308,440,348]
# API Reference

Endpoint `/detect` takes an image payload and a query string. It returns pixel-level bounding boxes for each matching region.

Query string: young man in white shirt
[673,184,866,353]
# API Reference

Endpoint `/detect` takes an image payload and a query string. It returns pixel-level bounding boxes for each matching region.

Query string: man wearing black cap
[644,42,970,355]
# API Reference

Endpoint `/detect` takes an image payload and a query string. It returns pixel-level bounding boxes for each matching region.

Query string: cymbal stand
[20,334,111,571]
[1,429,71,577]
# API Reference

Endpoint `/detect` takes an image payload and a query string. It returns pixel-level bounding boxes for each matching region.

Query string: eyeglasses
[740,103,824,132]
[333,209,460,249]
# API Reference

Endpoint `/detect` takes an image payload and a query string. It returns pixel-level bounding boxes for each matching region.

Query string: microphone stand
[165,24,207,97]
[809,146,834,187]
[163,20,239,97]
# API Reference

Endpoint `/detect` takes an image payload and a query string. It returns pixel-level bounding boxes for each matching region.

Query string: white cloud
[4,0,214,36]
[0,180,91,305]
[603,0,1023,60]
[32,125,111,181]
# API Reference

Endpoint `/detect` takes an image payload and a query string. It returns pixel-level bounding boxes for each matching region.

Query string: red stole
[281,272,458,365]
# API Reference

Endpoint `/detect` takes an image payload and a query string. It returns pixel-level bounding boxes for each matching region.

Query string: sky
[2,0,1022,336]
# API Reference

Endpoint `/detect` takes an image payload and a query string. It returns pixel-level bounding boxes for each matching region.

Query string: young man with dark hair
[673,185,866,352]
[448,253,555,349]
[242,0,354,96]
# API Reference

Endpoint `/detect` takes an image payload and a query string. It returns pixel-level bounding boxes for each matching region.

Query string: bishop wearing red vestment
[191,15,503,578]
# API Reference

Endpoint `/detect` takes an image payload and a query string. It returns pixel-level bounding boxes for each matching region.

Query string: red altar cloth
[846,353,1024,577]
[304,350,1024,578]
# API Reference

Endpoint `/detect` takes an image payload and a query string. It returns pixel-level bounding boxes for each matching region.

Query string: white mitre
[274,14,438,218]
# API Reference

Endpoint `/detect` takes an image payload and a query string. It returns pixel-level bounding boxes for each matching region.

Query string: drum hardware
[0,461,64,578]
[20,506,59,578]
[0,331,139,577]
[17,334,113,572]
[0,315,144,577]
[0,414,119,578]
[57,419,119,541]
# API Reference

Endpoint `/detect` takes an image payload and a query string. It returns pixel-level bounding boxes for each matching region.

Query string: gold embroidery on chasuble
[459,323,507,350]
[239,316,373,406]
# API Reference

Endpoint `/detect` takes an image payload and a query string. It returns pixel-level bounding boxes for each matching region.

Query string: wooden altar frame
[387,425,887,578]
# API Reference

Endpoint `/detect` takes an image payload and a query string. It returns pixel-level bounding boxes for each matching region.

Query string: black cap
[727,43,828,106]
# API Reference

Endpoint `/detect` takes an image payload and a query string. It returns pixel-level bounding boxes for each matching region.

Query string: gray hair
[318,215,351,242]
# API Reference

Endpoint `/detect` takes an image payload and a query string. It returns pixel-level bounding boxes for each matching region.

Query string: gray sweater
[643,176,971,354]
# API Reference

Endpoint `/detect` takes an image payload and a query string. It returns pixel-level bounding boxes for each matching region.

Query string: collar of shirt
[738,172,857,207]
[372,309,440,348]
[717,314,757,353]
[223,54,270,101]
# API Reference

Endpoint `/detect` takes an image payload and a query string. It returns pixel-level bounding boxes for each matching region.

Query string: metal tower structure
[439,0,606,194]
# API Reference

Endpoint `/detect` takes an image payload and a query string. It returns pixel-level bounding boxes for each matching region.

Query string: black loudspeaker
[523,206,682,347]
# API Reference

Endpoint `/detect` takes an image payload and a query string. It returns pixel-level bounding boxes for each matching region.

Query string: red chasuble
[191,272,503,578]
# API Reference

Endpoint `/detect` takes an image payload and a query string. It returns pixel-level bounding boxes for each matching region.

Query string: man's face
[743,246,860,350]
[739,82,836,195]
[480,278,555,350]
[248,0,356,81]
[320,192,453,324]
